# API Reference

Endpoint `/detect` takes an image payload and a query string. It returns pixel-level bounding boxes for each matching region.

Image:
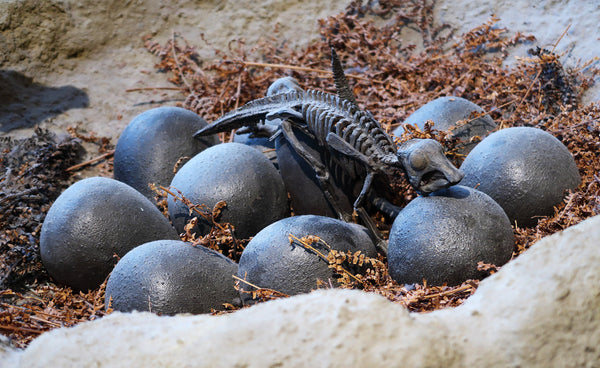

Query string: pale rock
[0,336,20,368]
[4,215,600,367]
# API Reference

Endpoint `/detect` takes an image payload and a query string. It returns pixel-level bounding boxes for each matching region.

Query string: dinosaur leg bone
[280,120,352,222]
[354,207,388,255]
[325,132,388,254]
[325,132,375,210]
[369,195,402,219]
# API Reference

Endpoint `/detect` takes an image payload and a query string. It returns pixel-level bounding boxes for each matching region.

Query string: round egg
[237,215,378,298]
[274,131,351,218]
[388,185,514,286]
[105,240,240,315]
[114,106,219,199]
[393,96,496,157]
[459,127,581,227]
[40,177,180,291]
[232,130,278,168]
[231,76,304,170]
[167,142,289,239]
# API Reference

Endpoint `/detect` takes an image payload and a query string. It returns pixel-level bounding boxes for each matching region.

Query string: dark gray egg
[237,215,378,298]
[459,127,581,227]
[267,75,346,217]
[231,76,304,170]
[167,142,289,239]
[105,240,240,315]
[393,96,496,157]
[388,185,514,286]
[40,177,180,291]
[274,131,351,218]
[114,106,219,199]
[232,129,278,168]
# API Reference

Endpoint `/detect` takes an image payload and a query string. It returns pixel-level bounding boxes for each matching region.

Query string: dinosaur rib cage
[295,90,398,199]
[301,90,397,163]
[197,89,400,202]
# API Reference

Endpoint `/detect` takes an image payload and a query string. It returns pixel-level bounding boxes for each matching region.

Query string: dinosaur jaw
[397,138,465,195]
[417,167,464,195]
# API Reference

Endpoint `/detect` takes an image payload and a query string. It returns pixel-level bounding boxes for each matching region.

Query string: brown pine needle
[0,324,45,334]
[232,275,263,290]
[288,234,363,284]
[551,24,571,53]
[125,87,182,92]
[288,234,329,260]
[241,61,380,83]
[172,31,193,90]
[421,284,474,299]
[66,150,115,172]
[517,23,571,110]
[158,185,212,221]
[234,74,243,109]
[466,98,518,123]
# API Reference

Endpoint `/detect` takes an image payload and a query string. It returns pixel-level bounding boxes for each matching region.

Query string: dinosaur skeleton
[194,48,463,253]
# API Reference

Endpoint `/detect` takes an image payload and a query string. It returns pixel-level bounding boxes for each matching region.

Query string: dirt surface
[1,0,599,351]
[0,0,349,140]
[2,0,598,141]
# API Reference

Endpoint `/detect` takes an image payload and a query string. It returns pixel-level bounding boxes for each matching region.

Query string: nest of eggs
[1,0,599,348]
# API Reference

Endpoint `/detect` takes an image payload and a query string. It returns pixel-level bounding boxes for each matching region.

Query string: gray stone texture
[388,185,514,286]
[460,127,580,227]
[238,215,377,297]
[167,142,289,239]
[393,96,496,157]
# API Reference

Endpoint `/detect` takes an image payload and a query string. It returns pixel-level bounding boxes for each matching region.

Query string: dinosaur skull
[267,76,303,96]
[397,138,464,195]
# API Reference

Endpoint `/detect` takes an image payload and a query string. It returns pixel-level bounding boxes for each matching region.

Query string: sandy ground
[1,0,598,149]
[0,0,600,139]
[0,0,349,141]
[435,0,600,105]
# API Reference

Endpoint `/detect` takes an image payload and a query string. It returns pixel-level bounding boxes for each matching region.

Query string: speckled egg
[459,127,581,227]
[393,96,496,157]
[237,215,378,298]
[167,142,289,239]
[40,177,180,291]
[114,106,219,199]
[105,240,240,315]
[388,185,514,286]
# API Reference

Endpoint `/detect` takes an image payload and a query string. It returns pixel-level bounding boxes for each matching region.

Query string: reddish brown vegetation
[1,0,598,347]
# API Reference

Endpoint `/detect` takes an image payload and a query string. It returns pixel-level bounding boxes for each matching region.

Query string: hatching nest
[1,0,598,348]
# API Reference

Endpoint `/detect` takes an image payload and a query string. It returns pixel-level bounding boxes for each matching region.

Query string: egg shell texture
[238,215,378,297]
[114,106,219,199]
[168,142,289,239]
[232,123,279,168]
[459,126,581,227]
[275,131,351,218]
[394,96,496,156]
[105,240,240,315]
[40,177,180,291]
[388,185,514,286]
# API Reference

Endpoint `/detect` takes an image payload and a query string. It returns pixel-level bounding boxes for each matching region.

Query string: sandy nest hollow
[1,0,599,348]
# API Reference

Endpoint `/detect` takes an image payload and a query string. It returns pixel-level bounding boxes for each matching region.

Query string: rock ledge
[5,215,599,367]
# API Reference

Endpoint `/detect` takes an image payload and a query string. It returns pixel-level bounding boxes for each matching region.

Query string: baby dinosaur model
[194,48,463,253]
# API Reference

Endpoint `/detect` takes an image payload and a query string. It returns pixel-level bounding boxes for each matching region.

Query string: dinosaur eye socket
[409,151,428,170]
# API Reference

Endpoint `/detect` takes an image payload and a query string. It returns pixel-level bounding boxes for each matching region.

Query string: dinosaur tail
[193,90,304,138]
